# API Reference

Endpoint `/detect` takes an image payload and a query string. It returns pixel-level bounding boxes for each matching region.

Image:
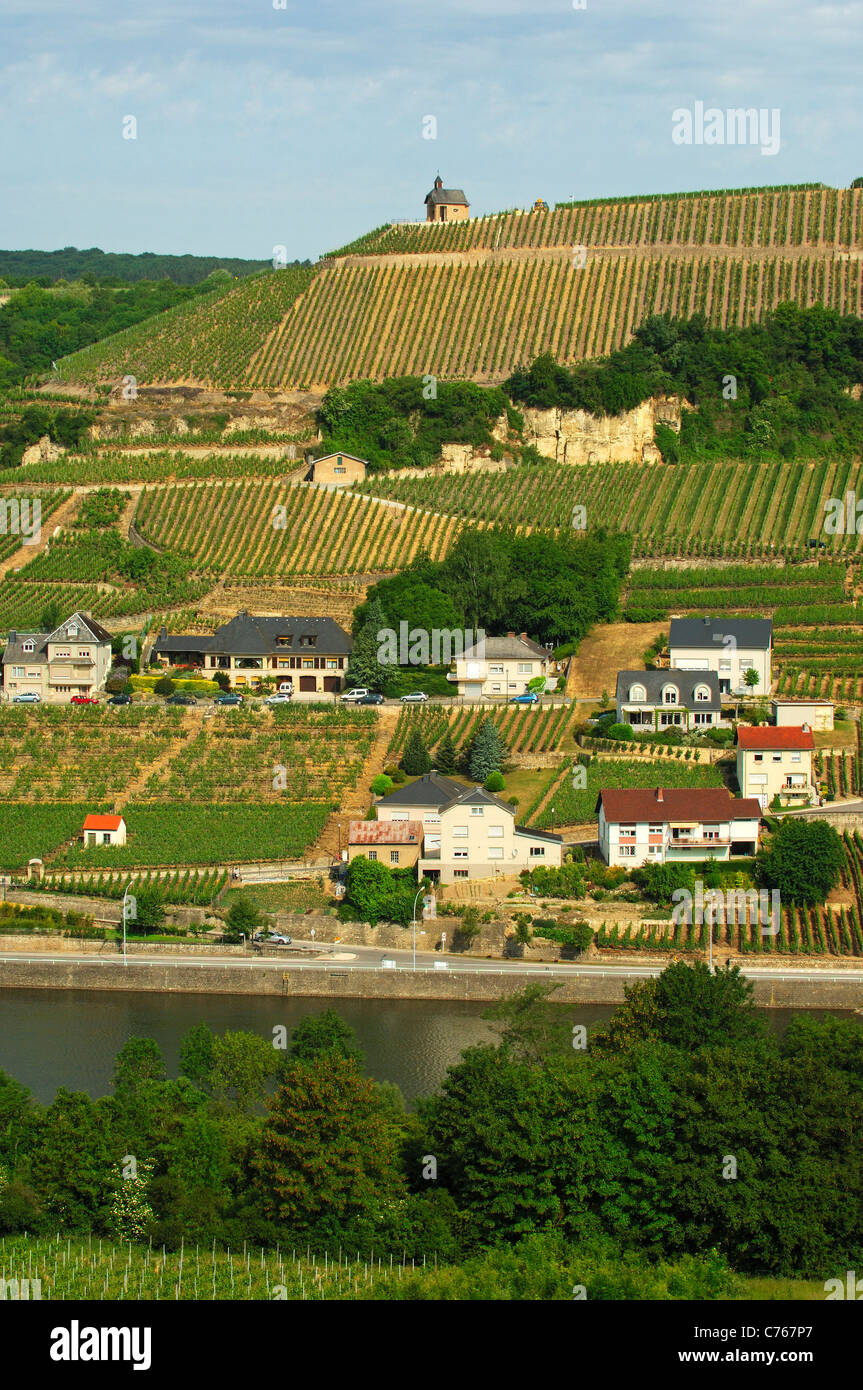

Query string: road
[2,939,862,986]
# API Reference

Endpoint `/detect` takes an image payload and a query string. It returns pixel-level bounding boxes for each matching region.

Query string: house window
[628,684,646,702]
[78,650,90,659]
[772,753,782,763]
[529,847,545,857]
[299,636,317,647]
[470,807,484,817]
[620,845,636,857]
[12,666,24,677]
[326,660,338,670]
[454,870,469,878]
[662,685,678,705]
[517,663,533,674]
[648,824,662,834]
[368,851,377,861]
[302,659,314,669]
[488,847,504,859]
[67,625,78,637]
[390,851,399,865]
[488,826,504,837]
[22,641,34,653]
[491,684,502,693]
[754,753,763,763]
[489,665,504,675]
[453,849,468,859]
[704,825,720,840]
[55,649,70,658]
[102,833,111,845]
[694,685,710,701]
[791,752,801,762]
[693,712,711,725]
[334,466,346,474]
[453,827,468,838]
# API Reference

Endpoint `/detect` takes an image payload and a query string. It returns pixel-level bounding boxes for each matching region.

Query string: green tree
[483,983,572,1063]
[743,668,760,691]
[756,817,843,905]
[484,770,505,792]
[178,1023,216,1091]
[434,728,457,775]
[401,726,431,776]
[29,1089,116,1230]
[250,1056,403,1239]
[288,1009,364,1067]
[468,720,504,782]
[39,600,63,633]
[209,1030,281,1115]
[111,1038,167,1098]
[593,962,764,1055]
[347,597,396,691]
[129,885,165,932]
[154,675,174,696]
[370,773,394,796]
[225,893,264,936]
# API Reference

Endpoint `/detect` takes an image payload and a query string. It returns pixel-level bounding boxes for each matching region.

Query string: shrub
[370,774,394,796]
[153,675,174,696]
[484,771,505,792]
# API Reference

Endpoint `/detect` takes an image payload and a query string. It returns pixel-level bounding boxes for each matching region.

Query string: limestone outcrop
[522,395,682,465]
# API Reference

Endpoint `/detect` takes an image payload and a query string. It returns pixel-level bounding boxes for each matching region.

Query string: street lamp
[121,880,135,966]
[411,888,423,971]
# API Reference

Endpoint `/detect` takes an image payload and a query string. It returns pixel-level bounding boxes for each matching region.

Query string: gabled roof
[425,187,469,206]
[376,772,464,809]
[2,633,48,664]
[313,452,367,467]
[514,825,563,844]
[151,612,352,658]
[669,617,773,650]
[83,814,125,831]
[440,784,515,817]
[462,634,548,661]
[49,612,113,645]
[737,725,815,750]
[597,788,763,822]
[349,819,422,844]
[616,668,721,710]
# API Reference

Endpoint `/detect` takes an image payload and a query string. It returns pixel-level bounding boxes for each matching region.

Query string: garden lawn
[533,756,727,828]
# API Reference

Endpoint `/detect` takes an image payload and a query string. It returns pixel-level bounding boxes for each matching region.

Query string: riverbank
[1,954,862,1008]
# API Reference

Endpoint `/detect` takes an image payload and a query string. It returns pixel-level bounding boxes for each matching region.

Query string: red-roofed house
[596,787,762,867]
[82,814,127,846]
[736,724,816,809]
[348,819,422,870]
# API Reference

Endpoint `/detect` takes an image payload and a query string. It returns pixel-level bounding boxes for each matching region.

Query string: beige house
[308,452,367,487]
[347,819,422,870]
[597,788,762,869]
[448,632,553,702]
[736,725,816,809]
[424,176,470,222]
[375,773,563,884]
[2,612,113,703]
[771,699,834,732]
[152,612,352,696]
[82,814,127,846]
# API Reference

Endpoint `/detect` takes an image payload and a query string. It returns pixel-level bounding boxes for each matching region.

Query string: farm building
[307,452,367,487]
[424,175,470,222]
[770,699,834,732]
[347,819,423,870]
[83,814,127,846]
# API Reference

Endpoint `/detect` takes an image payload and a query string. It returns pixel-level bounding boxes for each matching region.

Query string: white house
[615,669,725,732]
[3,612,113,704]
[735,725,816,809]
[668,617,772,696]
[82,814,127,846]
[596,787,762,868]
[448,633,553,702]
[375,773,563,883]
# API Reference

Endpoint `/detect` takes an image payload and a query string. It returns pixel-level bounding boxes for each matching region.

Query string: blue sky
[1,0,861,261]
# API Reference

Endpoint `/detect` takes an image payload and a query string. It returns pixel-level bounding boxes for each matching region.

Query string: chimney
[507,631,514,639]
[430,768,437,775]
[519,632,527,641]
[9,631,16,643]
[655,788,664,802]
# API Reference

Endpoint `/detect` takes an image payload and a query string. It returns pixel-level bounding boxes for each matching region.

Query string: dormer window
[661,685,678,705]
[299,635,317,648]
[276,635,294,646]
[694,685,711,702]
[628,684,646,703]
[22,641,34,653]
[66,625,78,637]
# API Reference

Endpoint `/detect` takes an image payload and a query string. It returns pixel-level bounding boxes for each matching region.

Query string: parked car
[267,933,292,945]
[265,693,293,706]
[107,693,132,705]
[340,688,371,702]
[358,692,384,704]
[166,694,196,706]
[587,708,616,725]
[401,691,429,703]
[214,692,243,706]
[12,692,40,703]
[277,681,294,694]
[71,695,99,705]
[510,692,539,704]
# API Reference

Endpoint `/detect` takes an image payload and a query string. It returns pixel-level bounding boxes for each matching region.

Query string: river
[0,990,857,1105]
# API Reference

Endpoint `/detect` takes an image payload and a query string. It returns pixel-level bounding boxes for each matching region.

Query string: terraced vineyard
[0,450,301,487]
[0,490,71,565]
[531,757,726,829]
[388,702,581,760]
[775,630,863,700]
[0,705,377,869]
[625,561,850,624]
[134,480,459,576]
[328,186,863,256]
[360,458,863,558]
[55,185,863,390]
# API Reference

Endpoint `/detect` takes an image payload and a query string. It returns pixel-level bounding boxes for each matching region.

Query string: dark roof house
[669,617,773,650]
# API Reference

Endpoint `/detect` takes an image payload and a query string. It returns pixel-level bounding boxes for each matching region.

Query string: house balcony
[668,836,731,849]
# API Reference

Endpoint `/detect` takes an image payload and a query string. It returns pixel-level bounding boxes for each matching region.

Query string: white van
[277,681,294,695]
[380,958,397,970]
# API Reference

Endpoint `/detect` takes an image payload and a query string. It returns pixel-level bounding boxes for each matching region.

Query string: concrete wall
[1,957,861,1008]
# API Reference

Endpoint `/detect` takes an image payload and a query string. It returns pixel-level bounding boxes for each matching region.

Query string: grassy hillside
[56,186,863,390]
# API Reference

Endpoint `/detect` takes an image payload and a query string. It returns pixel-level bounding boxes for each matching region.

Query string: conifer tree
[401,726,432,776]
[434,728,457,775]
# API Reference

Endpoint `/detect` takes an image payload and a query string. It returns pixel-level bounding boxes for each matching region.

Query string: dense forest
[506,304,863,462]
[0,968,860,1285]
[0,248,287,286]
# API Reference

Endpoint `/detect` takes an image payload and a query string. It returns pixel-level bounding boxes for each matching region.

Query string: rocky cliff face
[521,395,682,465]
[21,434,65,465]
